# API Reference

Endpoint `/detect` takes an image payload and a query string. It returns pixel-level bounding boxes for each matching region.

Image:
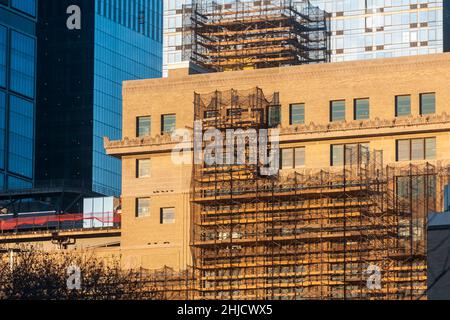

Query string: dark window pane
[294,147,305,167]
[268,106,280,127]
[137,116,151,137]
[8,95,33,178]
[425,138,436,159]
[160,207,175,224]
[290,103,304,125]
[411,139,424,160]
[0,26,6,88]
[136,197,150,217]
[10,31,35,98]
[330,100,345,122]
[396,176,409,199]
[420,93,435,115]
[397,140,410,161]
[345,144,358,165]
[331,145,344,166]
[7,175,31,190]
[137,158,151,178]
[0,92,5,169]
[281,148,293,169]
[359,143,370,165]
[204,110,219,118]
[161,114,176,134]
[354,98,369,120]
[12,0,36,16]
[396,95,411,117]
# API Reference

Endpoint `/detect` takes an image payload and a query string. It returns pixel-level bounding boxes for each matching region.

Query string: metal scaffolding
[183,0,330,72]
[184,87,448,300]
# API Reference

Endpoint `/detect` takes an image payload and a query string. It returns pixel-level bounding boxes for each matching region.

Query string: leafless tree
[0,246,162,300]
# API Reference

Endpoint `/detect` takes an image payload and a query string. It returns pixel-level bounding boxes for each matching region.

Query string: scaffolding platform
[184,0,330,72]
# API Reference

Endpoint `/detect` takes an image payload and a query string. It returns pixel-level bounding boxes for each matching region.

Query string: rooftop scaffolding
[183,0,330,72]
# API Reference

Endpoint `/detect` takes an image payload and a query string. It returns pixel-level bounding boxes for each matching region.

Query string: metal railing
[0,211,121,234]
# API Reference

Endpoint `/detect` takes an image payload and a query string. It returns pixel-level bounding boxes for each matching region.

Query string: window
[354,98,369,120]
[395,95,411,116]
[226,108,242,117]
[0,92,5,170]
[420,93,435,115]
[281,147,305,169]
[289,103,304,125]
[331,143,369,166]
[426,137,437,159]
[268,106,280,127]
[7,176,31,190]
[0,26,6,88]
[9,95,33,178]
[396,175,436,201]
[396,140,410,161]
[331,145,344,166]
[12,0,36,16]
[204,110,219,118]
[136,198,150,218]
[161,114,176,134]
[137,116,151,137]
[330,100,345,122]
[136,159,151,178]
[160,207,175,224]
[281,148,293,169]
[10,31,35,98]
[396,138,436,161]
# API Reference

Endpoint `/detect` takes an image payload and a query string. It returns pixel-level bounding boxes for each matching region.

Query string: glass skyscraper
[0,0,37,190]
[310,0,445,62]
[163,0,449,75]
[36,0,162,196]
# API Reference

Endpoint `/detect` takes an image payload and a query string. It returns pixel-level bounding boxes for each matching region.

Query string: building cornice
[123,53,450,93]
[105,113,450,156]
[279,112,450,136]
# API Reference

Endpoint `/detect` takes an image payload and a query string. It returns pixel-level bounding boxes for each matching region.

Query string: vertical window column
[354,98,369,120]
[8,95,33,178]
[395,95,411,117]
[289,103,305,125]
[268,106,281,127]
[420,93,435,115]
[137,116,151,137]
[161,114,176,134]
[136,158,151,178]
[10,31,35,99]
[136,197,150,217]
[160,207,175,224]
[330,100,345,122]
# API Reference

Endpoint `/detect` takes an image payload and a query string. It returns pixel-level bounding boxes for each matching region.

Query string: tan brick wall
[107,53,450,270]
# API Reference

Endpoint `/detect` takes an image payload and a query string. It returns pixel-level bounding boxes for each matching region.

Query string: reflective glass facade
[93,0,162,195]
[0,1,36,190]
[163,0,449,75]
[310,0,445,62]
[36,0,162,196]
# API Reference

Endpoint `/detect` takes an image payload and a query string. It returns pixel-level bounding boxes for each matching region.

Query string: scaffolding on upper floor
[183,0,330,72]
[183,87,449,299]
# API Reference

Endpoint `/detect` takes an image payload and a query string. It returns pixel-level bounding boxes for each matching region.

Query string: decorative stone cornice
[279,112,450,136]
[105,113,450,151]
[104,134,183,149]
